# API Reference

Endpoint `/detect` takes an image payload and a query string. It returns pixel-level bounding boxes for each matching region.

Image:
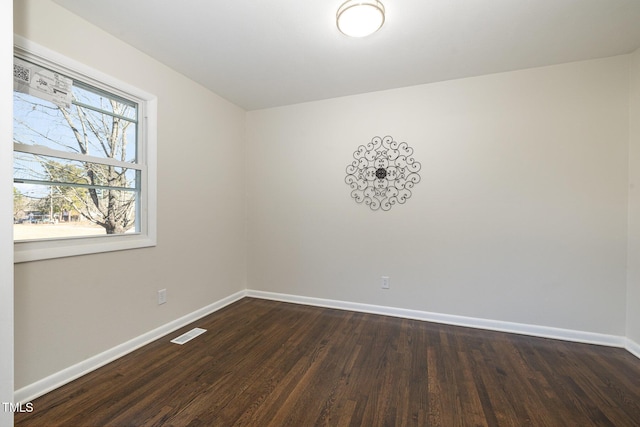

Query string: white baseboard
[15,289,639,403]
[246,290,629,349]
[14,290,247,404]
[626,338,640,359]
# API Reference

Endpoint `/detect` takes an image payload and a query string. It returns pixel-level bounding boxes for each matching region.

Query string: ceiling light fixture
[336,0,385,38]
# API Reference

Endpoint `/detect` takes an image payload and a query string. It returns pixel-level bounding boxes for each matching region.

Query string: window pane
[14,182,138,240]
[14,152,138,190]
[77,105,137,162]
[73,83,138,121]
[14,92,83,153]
[14,88,137,163]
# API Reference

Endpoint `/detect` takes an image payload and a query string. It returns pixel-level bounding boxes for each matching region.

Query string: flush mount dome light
[337,0,385,38]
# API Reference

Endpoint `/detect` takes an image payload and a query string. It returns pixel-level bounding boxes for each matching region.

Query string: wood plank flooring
[15,298,640,426]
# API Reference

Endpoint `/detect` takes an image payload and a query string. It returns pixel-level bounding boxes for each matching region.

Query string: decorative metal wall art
[345,135,421,211]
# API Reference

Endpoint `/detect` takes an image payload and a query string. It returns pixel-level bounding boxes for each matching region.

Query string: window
[13,37,157,262]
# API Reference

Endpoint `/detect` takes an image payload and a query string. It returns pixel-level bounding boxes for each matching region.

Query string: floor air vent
[171,327,207,345]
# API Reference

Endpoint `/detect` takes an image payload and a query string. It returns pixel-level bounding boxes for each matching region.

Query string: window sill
[14,233,156,263]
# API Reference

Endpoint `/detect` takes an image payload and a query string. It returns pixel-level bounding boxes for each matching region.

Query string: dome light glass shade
[337,1,385,38]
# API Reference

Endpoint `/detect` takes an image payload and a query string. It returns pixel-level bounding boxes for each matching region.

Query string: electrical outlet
[381,276,390,289]
[158,289,167,305]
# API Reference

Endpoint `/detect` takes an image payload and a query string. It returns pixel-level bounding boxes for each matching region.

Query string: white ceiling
[53,0,640,111]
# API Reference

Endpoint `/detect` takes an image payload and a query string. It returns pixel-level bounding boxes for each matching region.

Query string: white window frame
[13,36,157,263]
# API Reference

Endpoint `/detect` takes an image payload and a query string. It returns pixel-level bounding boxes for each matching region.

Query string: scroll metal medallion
[345,136,421,211]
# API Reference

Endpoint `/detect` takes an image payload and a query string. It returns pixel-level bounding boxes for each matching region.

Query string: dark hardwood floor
[16,298,640,426]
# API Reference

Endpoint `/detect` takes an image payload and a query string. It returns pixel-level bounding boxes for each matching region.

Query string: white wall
[247,56,630,336]
[13,0,246,390]
[1,2,14,425]
[628,48,640,345]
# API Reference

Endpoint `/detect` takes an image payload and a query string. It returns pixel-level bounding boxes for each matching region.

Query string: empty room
[2,0,640,426]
